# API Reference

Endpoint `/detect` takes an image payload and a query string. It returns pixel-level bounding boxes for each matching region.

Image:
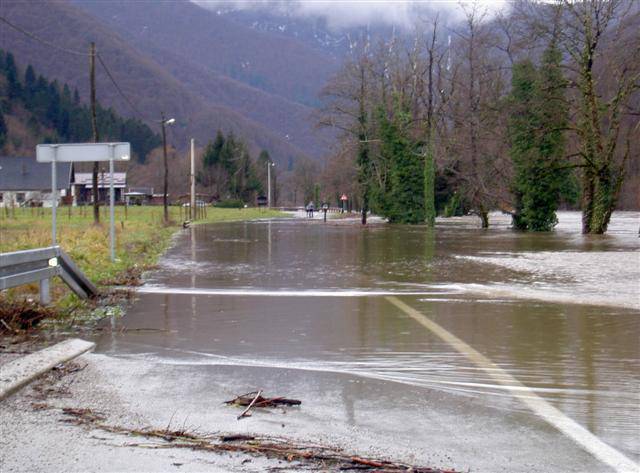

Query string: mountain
[70,0,337,158]
[72,0,340,108]
[0,0,324,165]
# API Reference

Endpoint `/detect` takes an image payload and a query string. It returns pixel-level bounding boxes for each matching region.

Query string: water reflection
[97,211,640,460]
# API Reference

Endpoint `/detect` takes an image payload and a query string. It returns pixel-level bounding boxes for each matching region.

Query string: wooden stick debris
[56,405,458,472]
[237,389,262,420]
[225,392,302,410]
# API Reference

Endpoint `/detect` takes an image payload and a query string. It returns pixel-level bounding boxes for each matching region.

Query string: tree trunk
[479,206,489,229]
[424,145,436,227]
[361,195,368,225]
[582,166,617,234]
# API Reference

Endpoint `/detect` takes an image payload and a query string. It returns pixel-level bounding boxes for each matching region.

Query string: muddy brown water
[96,211,640,466]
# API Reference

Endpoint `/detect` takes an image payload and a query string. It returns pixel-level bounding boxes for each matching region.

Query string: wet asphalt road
[95,212,640,472]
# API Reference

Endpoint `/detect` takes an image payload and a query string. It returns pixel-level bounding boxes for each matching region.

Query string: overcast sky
[195,1,510,29]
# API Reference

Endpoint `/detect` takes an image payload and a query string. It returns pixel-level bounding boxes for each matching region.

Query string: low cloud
[194,1,509,29]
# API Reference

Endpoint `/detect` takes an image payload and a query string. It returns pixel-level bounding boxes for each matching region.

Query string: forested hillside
[0,0,313,166]
[0,50,160,162]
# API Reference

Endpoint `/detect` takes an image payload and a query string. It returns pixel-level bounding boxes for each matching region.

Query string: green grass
[0,205,287,315]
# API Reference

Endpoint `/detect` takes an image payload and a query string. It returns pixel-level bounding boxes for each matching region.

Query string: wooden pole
[90,42,100,224]
[161,113,169,224]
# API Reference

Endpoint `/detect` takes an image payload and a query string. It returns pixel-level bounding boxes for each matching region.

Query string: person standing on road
[306,201,315,218]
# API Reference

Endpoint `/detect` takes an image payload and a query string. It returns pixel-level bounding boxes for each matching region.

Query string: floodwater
[96,211,640,472]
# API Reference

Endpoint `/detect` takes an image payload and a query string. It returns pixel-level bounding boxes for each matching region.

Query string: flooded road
[96,211,640,472]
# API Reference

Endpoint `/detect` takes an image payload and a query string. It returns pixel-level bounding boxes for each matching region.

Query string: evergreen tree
[24,65,36,105]
[380,99,425,224]
[4,53,21,101]
[46,81,62,129]
[0,51,160,162]
[239,148,262,201]
[204,130,224,167]
[508,41,568,231]
[219,133,239,196]
[0,109,7,148]
[508,60,538,230]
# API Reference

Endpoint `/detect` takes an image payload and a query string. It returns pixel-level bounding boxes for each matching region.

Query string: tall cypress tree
[508,41,568,231]
[381,98,425,224]
[508,60,538,230]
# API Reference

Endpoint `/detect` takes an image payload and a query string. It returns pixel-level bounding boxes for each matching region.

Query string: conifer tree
[381,98,425,224]
[508,41,568,231]
[204,130,224,167]
[4,53,21,101]
[0,109,7,148]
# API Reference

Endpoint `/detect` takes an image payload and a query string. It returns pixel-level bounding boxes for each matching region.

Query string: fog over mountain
[195,0,510,30]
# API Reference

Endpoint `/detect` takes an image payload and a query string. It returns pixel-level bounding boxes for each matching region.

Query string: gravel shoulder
[0,352,281,472]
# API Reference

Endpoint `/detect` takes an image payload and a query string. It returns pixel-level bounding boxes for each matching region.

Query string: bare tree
[442,4,509,227]
[319,36,374,224]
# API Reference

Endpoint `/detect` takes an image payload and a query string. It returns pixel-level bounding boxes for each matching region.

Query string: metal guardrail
[0,246,99,304]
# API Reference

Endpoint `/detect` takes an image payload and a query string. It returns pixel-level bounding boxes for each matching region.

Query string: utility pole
[161,112,169,224]
[267,161,275,208]
[158,114,175,224]
[90,42,100,224]
[190,138,195,220]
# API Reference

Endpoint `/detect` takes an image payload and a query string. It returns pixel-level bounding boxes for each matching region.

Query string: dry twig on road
[237,389,263,419]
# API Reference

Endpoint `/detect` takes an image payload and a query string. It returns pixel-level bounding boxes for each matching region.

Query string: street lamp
[160,113,175,223]
[267,161,275,208]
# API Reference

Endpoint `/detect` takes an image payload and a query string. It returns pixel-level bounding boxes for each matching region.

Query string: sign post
[51,151,57,244]
[340,194,348,213]
[109,144,115,261]
[37,143,130,262]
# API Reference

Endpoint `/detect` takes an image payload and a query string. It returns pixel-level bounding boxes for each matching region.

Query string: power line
[2,15,155,124]
[0,16,91,57]
[96,53,149,121]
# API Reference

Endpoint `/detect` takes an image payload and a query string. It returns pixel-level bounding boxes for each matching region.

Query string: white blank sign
[36,142,131,163]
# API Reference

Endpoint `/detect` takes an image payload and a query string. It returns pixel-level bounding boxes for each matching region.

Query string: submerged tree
[380,98,425,224]
[509,40,568,231]
[520,0,640,233]
[563,0,639,234]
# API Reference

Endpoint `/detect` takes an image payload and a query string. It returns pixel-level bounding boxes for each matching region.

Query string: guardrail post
[39,278,51,305]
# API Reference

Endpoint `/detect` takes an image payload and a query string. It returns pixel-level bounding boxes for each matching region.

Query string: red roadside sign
[340,194,348,201]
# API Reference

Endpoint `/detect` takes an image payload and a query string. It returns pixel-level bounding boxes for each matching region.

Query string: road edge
[0,338,95,401]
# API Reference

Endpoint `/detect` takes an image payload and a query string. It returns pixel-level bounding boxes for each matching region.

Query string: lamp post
[190,138,196,221]
[160,113,175,223]
[267,161,275,208]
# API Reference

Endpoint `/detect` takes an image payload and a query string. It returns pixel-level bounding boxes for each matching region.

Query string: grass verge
[0,205,287,332]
